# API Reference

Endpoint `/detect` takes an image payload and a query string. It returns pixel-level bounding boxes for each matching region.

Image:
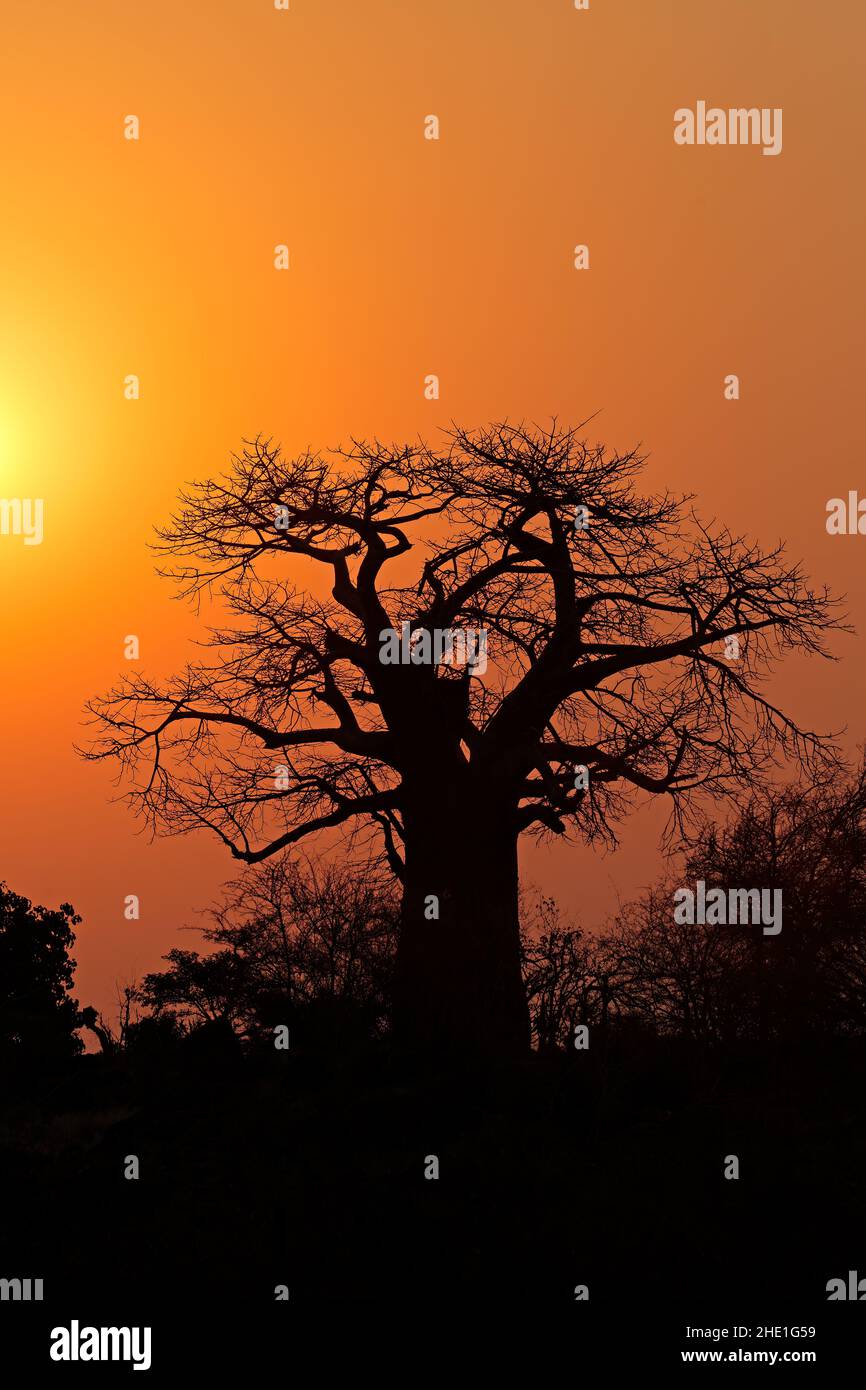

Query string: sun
[0,427,12,488]
[0,403,38,492]
[0,408,19,482]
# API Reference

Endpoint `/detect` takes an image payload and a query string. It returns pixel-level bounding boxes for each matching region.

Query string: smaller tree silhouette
[591,762,866,1043]
[599,881,751,1043]
[520,892,605,1051]
[0,883,84,1067]
[137,949,249,1032]
[680,762,866,1041]
[137,856,399,1051]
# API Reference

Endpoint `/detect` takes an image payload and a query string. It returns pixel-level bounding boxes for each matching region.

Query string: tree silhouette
[138,856,398,1050]
[0,884,84,1067]
[548,764,866,1046]
[677,764,866,1041]
[598,878,754,1044]
[84,421,843,1056]
[520,891,602,1053]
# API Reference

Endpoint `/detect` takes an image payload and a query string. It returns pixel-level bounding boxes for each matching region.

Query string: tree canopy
[0,884,84,1066]
[83,421,843,869]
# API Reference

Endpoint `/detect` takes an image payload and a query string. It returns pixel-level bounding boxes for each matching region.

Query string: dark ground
[1,1032,865,1369]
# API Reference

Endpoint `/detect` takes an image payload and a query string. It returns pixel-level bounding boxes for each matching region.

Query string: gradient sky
[1,0,864,1024]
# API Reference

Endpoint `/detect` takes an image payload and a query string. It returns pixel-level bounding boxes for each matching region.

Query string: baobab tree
[84,421,842,1057]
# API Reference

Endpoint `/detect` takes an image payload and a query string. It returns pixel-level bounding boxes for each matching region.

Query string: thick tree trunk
[393,792,531,1060]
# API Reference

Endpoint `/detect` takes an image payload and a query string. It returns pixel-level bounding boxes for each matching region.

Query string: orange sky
[1,0,864,1024]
